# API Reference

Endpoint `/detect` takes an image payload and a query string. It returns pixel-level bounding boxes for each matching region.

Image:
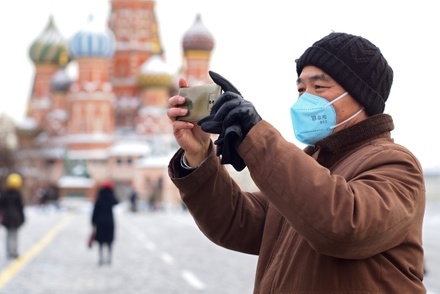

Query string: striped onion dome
[29,15,69,65]
[182,14,214,52]
[68,15,115,59]
[137,55,172,88]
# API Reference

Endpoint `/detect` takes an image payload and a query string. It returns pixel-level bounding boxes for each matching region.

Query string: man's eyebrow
[296,74,330,85]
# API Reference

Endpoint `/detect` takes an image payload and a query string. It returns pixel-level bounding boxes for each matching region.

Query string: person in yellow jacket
[0,173,26,259]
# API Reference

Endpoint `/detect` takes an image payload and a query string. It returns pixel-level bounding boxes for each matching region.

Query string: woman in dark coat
[0,173,26,259]
[91,180,118,265]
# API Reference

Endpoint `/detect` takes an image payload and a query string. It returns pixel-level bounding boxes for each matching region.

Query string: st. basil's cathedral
[14,0,219,207]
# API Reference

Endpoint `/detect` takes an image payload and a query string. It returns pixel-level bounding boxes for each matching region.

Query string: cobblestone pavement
[0,198,438,294]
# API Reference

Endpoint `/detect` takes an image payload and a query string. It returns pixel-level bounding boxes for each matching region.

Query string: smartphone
[176,84,222,122]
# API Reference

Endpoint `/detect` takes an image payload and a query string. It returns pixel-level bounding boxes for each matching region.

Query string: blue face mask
[290,92,363,146]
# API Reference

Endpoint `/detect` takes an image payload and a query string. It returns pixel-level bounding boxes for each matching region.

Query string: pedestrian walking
[91,180,119,266]
[128,182,138,213]
[167,32,426,293]
[0,173,26,259]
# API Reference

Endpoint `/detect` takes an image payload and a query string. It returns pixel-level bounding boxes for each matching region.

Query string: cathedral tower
[136,54,173,135]
[28,15,69,126]
[67,15,116,152]
[182,14,215,85]
[108,0,163,128]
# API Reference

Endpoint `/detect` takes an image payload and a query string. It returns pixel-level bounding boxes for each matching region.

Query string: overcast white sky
[0,0,439,169]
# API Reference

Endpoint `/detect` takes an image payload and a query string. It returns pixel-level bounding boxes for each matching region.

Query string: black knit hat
[296,32,393,116]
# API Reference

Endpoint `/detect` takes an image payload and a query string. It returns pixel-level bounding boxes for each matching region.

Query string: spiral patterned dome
[137,55,172,88]
[68,15,116,59]
[182,14,214,52]
[29,15,69,65]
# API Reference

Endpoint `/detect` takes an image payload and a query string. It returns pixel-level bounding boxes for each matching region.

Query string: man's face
[296,66,367,131]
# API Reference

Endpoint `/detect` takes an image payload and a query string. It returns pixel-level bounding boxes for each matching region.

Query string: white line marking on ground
[123,215,206,291]
[181,270,206,290]
[124,221,158,252]
[144,241,157,252]
[160,252,175,265]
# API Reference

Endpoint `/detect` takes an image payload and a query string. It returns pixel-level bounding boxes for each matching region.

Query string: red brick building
[14,0,218,208]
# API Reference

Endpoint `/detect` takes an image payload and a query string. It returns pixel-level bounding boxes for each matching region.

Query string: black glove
[198,91,243,134]
[213,125,246,171]
[201,97,261,138]
[198,71,262,171]
[198,71,242,133]
[209,70,241,96]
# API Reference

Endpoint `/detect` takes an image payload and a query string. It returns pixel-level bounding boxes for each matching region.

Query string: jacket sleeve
[239,121,425,259]
[168,143,268,255]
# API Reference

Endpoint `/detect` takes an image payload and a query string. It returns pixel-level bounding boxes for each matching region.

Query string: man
[167,32,426,293]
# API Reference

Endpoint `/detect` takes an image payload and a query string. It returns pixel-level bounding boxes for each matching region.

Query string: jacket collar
[305,114,394,155]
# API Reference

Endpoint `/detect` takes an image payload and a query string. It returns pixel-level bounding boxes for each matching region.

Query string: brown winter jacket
[168,114,426,293]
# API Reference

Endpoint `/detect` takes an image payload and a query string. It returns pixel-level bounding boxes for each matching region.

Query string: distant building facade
[14,0,221,208]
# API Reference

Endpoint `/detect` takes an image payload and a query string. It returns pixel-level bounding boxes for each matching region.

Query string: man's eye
[315,85,330,90]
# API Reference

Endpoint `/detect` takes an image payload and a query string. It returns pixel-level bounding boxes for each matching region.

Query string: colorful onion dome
[29,15,69,65]
[137,55,172,88]
[182,14,214,52]
[68,15,116,59]
[51,67,72,92]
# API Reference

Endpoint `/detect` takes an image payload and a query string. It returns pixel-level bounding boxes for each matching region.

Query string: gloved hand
[209,71,241,96]
[198,71,242,134]
[198,91,242,134]
[213,125,246,171]
[198,71,262,171]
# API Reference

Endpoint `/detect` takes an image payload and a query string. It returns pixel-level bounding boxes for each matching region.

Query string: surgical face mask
[290,92,363,146]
